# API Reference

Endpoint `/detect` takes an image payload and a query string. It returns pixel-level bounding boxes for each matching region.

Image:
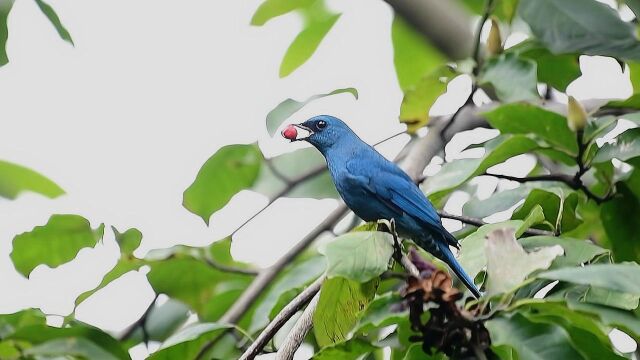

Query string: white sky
[0,0,636,358]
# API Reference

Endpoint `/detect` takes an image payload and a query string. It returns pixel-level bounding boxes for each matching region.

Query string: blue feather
[294,115,481,298]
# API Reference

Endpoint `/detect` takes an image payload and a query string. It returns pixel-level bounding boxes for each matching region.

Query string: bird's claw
[377,219,403,261]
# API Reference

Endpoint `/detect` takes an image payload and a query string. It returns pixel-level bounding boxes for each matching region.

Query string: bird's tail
[436,241,482,298]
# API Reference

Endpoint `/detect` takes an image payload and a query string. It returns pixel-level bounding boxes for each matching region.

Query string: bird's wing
[346,158,458,247]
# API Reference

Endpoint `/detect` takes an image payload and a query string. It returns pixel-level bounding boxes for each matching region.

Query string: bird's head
[283,115,356,152]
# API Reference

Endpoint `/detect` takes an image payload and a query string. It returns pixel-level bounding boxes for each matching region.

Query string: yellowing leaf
[313,277,377,346]
[485,228,563,295]
[399,67,453,133]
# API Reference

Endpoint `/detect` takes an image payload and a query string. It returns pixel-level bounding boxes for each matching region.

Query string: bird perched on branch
[282,115,481,298]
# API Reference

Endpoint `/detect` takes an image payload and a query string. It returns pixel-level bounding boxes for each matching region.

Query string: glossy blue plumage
[296,115,481,298]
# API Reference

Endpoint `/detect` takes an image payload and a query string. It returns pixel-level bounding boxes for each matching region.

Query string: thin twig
[238,275,326,360]
[265,159,293,185]
[441,0,494,138]
[275,292,321,360]
[373,130,406,146]
[203,257,259,275]
[231,165,326,237]
[437,210,555,237]
[483,171,614,205]
[195,205,349,360]
[472,0,495,77]
[119,293,159,342]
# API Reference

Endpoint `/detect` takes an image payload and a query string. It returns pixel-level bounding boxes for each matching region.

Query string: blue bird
[288,115,481,298]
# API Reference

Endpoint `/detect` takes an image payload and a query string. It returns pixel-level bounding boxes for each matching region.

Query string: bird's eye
[317,120,327,129]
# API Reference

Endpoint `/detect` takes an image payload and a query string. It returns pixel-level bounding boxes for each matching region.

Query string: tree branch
[441,0,494,137]
[274,292,321,360]
[238,275,326,360]
[384,0,473,60]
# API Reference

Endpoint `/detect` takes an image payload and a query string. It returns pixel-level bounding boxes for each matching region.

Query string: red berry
[281,125,298,140]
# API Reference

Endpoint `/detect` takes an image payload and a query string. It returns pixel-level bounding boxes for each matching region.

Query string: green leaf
[322,231,394,283]
[75,258,144,307]
[483,103,578,154]
[250,0,314,26]
[280,13,340,77]
[392,14,447,133]
[0,0,14,66]
[249,256,325,332]
[512,188,582,233]
[208,237,254,271]
[601,183,640,263]
[125,299,190,345]
[513,41,581,92]
[566,300,640,341]
[423,135,539,196]
[485,227,562,295]
[75,228,156,308]
[400,67,453,133]
[254,148,337,199]
[401,344,447,359]
[9,324,130,360]
[593,128,640,163]
[149,323,233,360]
[539,263,640,295]
[391,16,445,91]
[519,236,608,269]
[112,226,142,255]
[34,0,73,45]
[487,313,584,360]
[312,338,376,359]
[313,277,378,347]
[463,186,531,218]
[0,309,46,338]
[183,144,262,224]
[584,115,618,144]
[10,214,104,277]
[518,0,640,60]
[459,220,523,281]
[265,88,358,136]
[584,287,639,311]
[517,301,622,360]
[147,258,228,313]
[460,0,519,23]
[356,292,406,332]
[629,62,640,92]
[478,53,539,103]
[0,160,64,200]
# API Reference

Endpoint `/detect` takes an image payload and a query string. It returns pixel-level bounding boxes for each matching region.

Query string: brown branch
[274,292,321,360]
[384,0,473,60]
[195,205,349,359]
[238,275,326,360]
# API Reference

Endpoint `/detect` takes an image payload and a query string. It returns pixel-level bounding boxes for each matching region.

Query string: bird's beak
[293,123,314,141]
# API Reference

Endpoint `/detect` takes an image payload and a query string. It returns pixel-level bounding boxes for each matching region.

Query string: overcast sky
[0,0,635,358]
